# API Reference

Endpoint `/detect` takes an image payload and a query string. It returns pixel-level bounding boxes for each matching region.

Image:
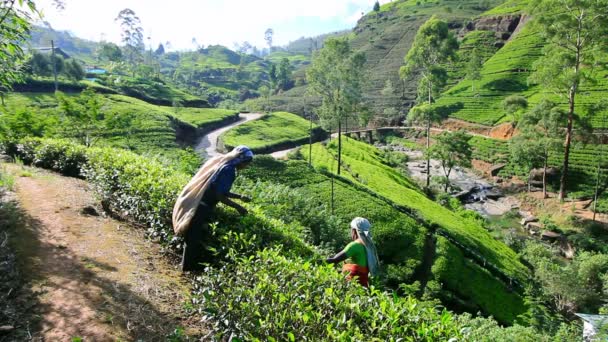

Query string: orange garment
[342,263,369,287]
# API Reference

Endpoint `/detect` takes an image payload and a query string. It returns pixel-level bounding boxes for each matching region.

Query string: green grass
[220,111,321,152]
[302,137,529,283]
[481,0,530,16]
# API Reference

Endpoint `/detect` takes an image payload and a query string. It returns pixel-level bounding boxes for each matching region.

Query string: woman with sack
[172,145,254,272]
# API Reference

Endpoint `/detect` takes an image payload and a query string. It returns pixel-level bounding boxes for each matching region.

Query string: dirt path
[4,164,201,341]
[195,113,263,158]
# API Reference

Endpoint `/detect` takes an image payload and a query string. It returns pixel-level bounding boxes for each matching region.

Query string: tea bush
[2,137,313,257]
[194,247,466,341]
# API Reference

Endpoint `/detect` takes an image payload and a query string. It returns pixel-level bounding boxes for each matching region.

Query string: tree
[56,88,105,147]
[530,0,608,200]
[268,62,278,91]
[513,100,566,197]
[277,57,293,91]
[98,42,123,62]
[380,79,400,125]
[400,16,458,187]
[502,95,528,128]
[373,1,380,11]
[0,0,40,103]
[29,51,51,76]
[429,130,472,191]
[465,48,482,92]
[264,28,274,52]
[154,43,165,55]
[258,85,271,112]
[115,8,144,73]
[63,58,84,82]
[307,37,366,175]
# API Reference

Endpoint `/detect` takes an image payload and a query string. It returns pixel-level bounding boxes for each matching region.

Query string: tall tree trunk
[426,79,432,188]
[559,87,576,200]
[426,119,431,188]
[308,112,313,167]
[337,119,342,176]
[593,143,603,222]
[559,33,582,200]
[543,157,547,199]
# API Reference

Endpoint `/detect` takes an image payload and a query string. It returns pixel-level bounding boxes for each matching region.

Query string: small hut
[575,313,608,341]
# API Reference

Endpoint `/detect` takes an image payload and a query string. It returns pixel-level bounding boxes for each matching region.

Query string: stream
[391,146,520,217]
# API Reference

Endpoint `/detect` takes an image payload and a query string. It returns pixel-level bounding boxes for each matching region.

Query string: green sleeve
[342,241,359,258]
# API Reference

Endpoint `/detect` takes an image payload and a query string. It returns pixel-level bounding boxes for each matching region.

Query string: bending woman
[173,145,254,272]
[326,217,379,287]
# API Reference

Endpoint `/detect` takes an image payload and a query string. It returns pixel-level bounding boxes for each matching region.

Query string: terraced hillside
[299,137,529,323]
[470,135,608,211]
[1,92,237,160]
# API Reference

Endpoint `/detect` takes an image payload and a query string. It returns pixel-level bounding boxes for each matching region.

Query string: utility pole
[593,114,606,222]
[308,110,313,167]
[51,40,58,92]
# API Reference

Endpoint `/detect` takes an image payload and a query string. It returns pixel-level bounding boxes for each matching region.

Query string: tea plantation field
[1,92,237,160]
[219,111,325,153]
[299,137,528,322]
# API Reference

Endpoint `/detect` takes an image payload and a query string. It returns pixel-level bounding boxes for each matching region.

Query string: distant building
[576,313,608,341]
[31,46,70,59]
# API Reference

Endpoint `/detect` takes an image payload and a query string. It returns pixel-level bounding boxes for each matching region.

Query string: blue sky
[34,0,392,51]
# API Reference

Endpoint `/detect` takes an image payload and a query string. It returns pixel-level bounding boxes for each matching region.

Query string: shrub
[194,247,465,341]
[3,137,313,257]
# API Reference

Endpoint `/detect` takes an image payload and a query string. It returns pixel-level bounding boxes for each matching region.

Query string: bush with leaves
[2,137,313,257]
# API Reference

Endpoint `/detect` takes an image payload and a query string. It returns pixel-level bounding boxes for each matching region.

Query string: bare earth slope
[4,164,201,341]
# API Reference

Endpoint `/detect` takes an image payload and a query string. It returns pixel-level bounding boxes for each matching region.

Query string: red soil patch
[489,123,518,140]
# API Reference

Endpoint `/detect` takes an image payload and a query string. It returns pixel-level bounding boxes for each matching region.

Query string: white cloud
[33,0,393,50]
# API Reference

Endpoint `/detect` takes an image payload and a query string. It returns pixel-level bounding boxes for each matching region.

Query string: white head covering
[350,217,380,276]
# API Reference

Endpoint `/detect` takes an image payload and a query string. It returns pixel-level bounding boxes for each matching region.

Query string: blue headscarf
[229,145,254,166]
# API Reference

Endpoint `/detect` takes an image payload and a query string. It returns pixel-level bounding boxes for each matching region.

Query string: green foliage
[432,236,526,323]
[0,0,39,95]
[219,112,323,153]
[195,248,465,341]
[306,37,366,129]
[521,241,608,316]
[64,59,85,82]
[400,15,458,105]
[502,95,528,126]
[3,137,313,257]
[429,130,473,191]
[300,137,530,321]
[242,156,427,288]
[56,88,104,147]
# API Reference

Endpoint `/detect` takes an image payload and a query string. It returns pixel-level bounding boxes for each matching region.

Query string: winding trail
[195,113,263,158]
[3,164,204,341]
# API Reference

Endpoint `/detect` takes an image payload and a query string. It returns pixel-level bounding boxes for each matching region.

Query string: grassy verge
[219,111,326,153]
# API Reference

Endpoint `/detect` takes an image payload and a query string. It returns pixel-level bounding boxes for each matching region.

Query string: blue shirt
[211,164,236,196]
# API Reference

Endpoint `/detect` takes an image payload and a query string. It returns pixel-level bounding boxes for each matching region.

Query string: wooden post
[367,131,373,144]
[51,40,58,92]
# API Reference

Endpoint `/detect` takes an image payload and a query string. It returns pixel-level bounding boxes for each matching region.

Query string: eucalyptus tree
[514,100,567,198]
[307,37,366,175]
[502,95,528,128]
[400,16,458,187]
[529,0,608,200]
[115,8,144,75]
